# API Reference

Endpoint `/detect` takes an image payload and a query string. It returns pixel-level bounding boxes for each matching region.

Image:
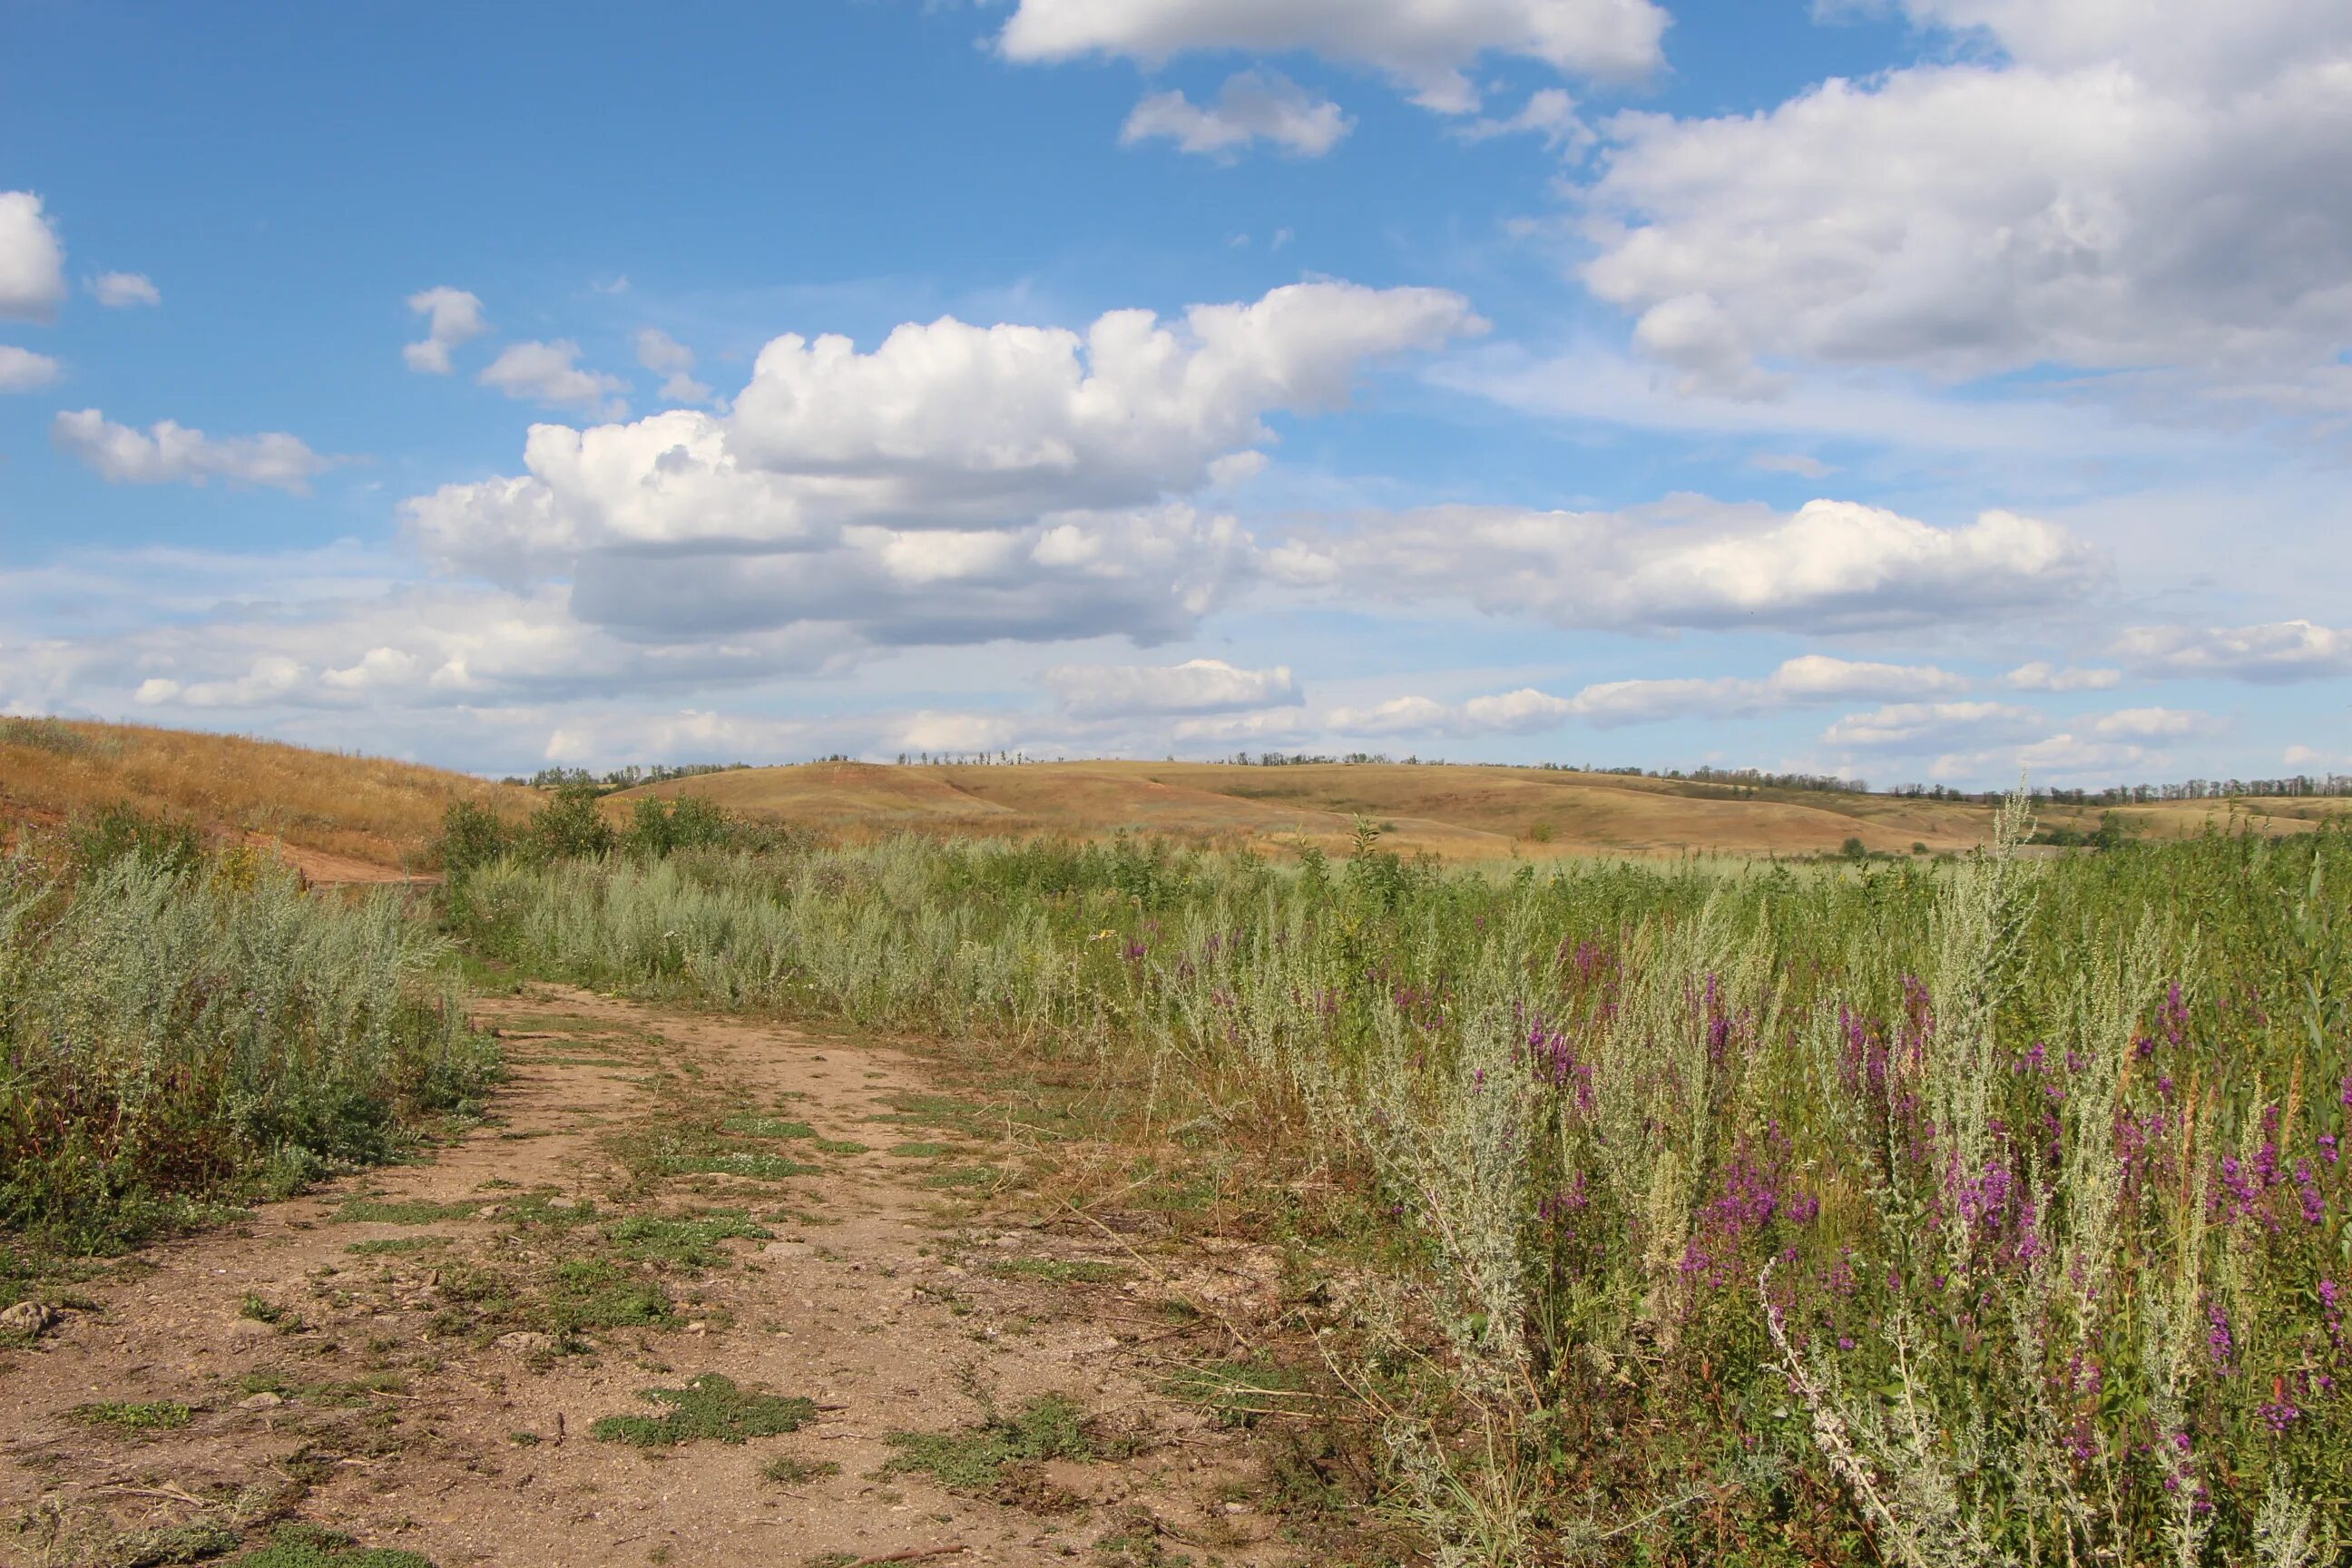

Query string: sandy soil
[1,989,1306,1567]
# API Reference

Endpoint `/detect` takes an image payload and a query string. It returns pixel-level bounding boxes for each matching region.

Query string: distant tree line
[1887,776,2352,805]
[503,761,752,796]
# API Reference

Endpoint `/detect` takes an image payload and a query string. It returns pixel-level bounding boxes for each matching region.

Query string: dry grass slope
[0,718,534,877]
[620,758,2347,860]
[5,720,2338,872]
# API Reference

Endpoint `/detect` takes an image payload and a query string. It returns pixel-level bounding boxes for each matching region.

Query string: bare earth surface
[2,988,1302,1567]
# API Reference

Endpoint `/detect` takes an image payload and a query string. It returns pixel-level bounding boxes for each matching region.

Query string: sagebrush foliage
[0,837,496,1248]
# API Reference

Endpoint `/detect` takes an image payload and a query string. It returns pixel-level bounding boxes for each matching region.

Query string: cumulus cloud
[88,271,160,308]
[721,282,1478,508]
[1928,733,2161,784]
[407,282,1478,651]
[1122,71,1354,158]
[2004,661,2122,691]
[2089,706,2223,740]
[2112,620,2352,683]
[1043,657,1299,718]
[1577,1,2352,397]
[1270,495,2102,632]
[565,505,1257,647]
[37,578,852,723]
[634,328,714,405]
[1569,654,1967,726]
[0,345,59,391]
[51,409,334,494]
[1318,653,1965,740]
[0,192,65,320]
[1000,0,1669,112]
[1455,88,1592,151]
[478,339,630,416]
[1823,701,2048,750]
[402,286,489,374]
[1327,693,1465,737]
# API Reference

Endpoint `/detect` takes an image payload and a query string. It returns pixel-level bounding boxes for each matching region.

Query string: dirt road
[2,988,1310,1567]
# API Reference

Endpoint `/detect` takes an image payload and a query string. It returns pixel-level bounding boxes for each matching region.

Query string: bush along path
[0,985,1321,1568]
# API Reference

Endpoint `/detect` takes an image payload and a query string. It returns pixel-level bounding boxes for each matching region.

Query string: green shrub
[436,799,511,880]
[525,783,614,862]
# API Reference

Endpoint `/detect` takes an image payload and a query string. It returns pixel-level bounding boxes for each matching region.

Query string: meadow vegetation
[0,816,496,1253]
[448,805,2351,1565]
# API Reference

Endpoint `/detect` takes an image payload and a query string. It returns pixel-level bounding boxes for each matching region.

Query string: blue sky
[5,0,2348,784]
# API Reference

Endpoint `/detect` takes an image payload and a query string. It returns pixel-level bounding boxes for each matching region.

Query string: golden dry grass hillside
[5,720,2339,873]
[0,717,535,877]
[622,759,2351,860]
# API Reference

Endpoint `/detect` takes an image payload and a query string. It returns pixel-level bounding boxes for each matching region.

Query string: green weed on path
[589,1374,818,1446]
[883,1393,1124,1494]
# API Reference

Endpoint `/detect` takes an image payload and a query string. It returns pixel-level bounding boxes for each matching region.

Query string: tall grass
[0,845,496,1250]
[454,818,2349,1563]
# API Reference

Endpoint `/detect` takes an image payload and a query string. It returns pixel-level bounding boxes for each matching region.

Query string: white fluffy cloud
[1122,71,1353,158]
[1043,657,1299,718]
[1327,693,1464,737]
[478,339,629,416]
[1271,496,2102,632]
[1318,653,1965,740]
[88,271,160,309]
[1569,654,1966,726]
[1002,0,1667,111]
[0,345,59,391]
[2089,706,2222,740]
[408,282,1478,650]
[0,192,65,320]
[2004,661,2122,692]
[1455,87,1591,151]
[1823,701,2048,750]
[402,286,489,374]
[51,409,333,494]
[634,328,714,405]
[1577,1,2352,397]
[722,282,1478,508]
[2112,620,2352,684]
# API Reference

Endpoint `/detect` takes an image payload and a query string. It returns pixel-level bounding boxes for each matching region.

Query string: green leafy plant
[589,1374,817,1446]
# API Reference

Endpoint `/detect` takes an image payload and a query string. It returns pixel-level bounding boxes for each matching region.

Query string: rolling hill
[0,718,534,880]
[6,719,2338,872]
[618,758,2348,860]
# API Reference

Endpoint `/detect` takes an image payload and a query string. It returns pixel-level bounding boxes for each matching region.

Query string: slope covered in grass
[620,758,2346,860]
[0,718,533,875]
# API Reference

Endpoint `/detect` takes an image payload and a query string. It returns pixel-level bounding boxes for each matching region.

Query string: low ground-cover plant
[882,1392,1117,1496]
[589,1373,817,1446]
[452,810,2352,1563]
[0,821,497,1251]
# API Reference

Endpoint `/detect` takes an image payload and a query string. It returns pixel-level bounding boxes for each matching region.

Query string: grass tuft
[589,1374,818,1446]
[74,1399,194,1431]
[882,1394,1112,1494]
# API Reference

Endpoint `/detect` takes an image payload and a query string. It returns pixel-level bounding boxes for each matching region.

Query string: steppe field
[3,720,2348,1567]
